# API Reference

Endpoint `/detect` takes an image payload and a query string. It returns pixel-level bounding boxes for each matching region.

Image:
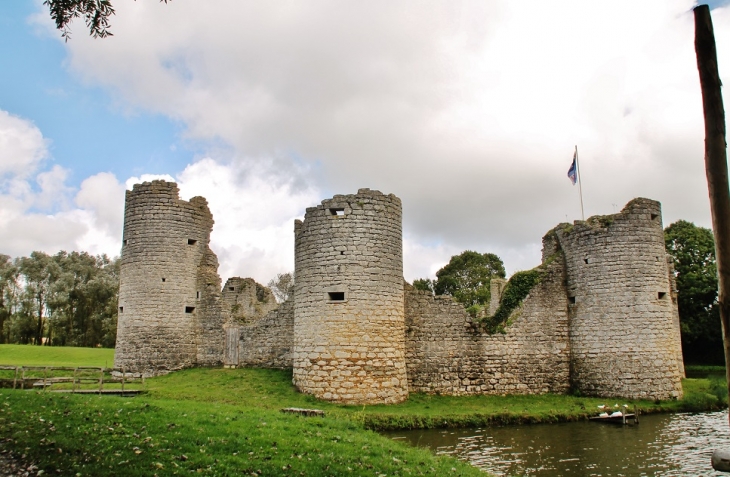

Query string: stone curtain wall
[293,189,408,404]
[238,299,295,368]
[115,181,224,375]
[556,198,684,400]
[195,248,225,366]
[405,254,571,395]
[220,277,278,324]
[115,183,683,401]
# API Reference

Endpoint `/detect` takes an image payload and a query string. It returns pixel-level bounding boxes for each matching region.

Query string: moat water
[384,411,730,476]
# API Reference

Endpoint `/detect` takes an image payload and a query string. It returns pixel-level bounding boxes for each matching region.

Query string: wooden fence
[0,365,144,395]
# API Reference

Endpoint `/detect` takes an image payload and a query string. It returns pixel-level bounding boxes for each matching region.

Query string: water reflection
[385,411,730,476]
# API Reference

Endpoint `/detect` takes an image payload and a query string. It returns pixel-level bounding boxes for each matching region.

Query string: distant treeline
[0,251,119,348]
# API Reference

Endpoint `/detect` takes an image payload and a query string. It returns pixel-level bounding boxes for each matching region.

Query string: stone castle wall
[292,189,408,404]
[555,198,684,399]
[221,277,278,324]
[115,183,683,402]
[115,180,224,374]
[405,250,571,396]
[237,299,295,368]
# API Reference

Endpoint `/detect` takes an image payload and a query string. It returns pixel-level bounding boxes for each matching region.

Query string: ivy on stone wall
[482,269,543,334]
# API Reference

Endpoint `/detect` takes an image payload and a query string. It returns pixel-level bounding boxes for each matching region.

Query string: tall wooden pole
[694,5,730,423]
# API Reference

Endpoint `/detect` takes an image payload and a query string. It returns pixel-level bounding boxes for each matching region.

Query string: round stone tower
[556,198,684,400]
[292,188,408,404]
[115,180,220,375]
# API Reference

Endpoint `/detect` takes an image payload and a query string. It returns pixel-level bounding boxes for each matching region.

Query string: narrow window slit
[196,291,200,299]
[651,213,659,220]
[584,258,589,264]
[188,239,197,245]
[162,277,166,282]
[328,292,345,301]
[185,306,195,313]
[119,306,123,313]
[123,239,128,245]
[229,286,235,291]
[568,296,576,304]
[658,292,667,299]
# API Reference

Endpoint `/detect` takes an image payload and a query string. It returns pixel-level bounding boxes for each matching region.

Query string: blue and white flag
[567,151,577,185]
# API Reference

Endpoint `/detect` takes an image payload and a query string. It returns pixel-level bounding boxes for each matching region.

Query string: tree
[432,251,506,308]
[0,255,19,344]
[412,278,434,294]
[665,220,723,364]
[267,272,294,304]
[44,0,168,40]
[17,252,58,345]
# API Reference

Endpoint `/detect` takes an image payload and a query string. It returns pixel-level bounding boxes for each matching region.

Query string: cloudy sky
[1,0,729,284]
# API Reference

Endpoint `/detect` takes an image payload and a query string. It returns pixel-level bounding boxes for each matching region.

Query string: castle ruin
[115,181,685,404]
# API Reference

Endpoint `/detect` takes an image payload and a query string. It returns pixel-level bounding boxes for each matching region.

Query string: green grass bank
[0,345,727,476]
[0,344,114,368]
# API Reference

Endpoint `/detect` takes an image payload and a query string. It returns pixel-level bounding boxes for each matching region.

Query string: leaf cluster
[664,220,722,364]
[44,0,169,41]
[0,251,119,347]
[482,269,542,334]
[431,251,506,308]
[267,272,294,303]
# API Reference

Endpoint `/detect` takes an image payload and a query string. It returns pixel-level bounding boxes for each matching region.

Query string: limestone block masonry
[292,189,408,404]
[555,198,684,399]
[115,182,684,403]
[115,181,224,375]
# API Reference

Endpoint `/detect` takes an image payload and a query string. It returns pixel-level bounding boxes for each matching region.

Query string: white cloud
[29,1,730,279]
[0,110,48,178]
[0,110,126,259]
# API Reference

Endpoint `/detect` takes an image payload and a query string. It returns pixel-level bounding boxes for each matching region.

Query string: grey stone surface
[555,198,684,400]
[115,183,684,403]
[115,180,224,375]
[292,189,408,404]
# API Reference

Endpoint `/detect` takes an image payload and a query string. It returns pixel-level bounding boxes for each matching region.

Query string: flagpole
[575,145,585,220]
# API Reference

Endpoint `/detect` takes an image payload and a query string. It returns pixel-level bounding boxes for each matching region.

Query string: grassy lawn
[0,345,727,476]
[0,344,114,368]
[145,367,728,430]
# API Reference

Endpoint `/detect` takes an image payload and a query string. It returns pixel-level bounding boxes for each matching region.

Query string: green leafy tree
[47,252,119,347]
[412,278,434,294]
[0,255,19,344]
[665,220,723,364]
[44,0,169,40]
[433,251,506,308]
[1,250,119,347]
[17,252,59,345]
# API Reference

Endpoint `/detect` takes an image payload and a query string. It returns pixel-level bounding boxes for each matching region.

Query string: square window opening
[568,296,576,304]
[658,292,667,299]
[329,208,345,216]
[118,306,123,313]
[123,239,128,245]
[162,277,166,282]
[185,306,196,313]
[651,213,659,220]
[328,292,345,301]
[340,251,345,255]
[584,258,590,264]
[188,239,197,245]
[229,286,235,291]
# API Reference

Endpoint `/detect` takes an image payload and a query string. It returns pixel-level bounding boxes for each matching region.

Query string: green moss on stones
[482,269,543,334]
